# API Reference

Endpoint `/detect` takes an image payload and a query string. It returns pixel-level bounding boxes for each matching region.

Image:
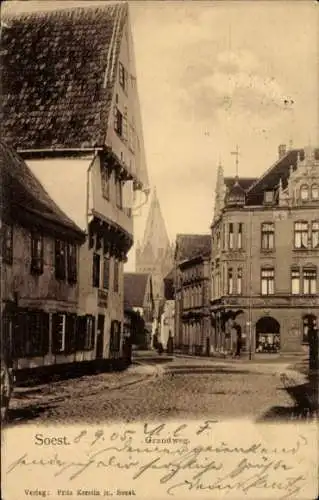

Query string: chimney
[278,144,287,159]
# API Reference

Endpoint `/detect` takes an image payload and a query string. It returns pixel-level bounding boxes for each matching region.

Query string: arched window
[300,184,309,201]
[311,184,319,200]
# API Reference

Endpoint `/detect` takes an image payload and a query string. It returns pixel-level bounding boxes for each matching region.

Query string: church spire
[138,187,171,263]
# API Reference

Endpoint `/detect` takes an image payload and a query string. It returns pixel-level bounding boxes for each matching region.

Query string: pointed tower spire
[137,187,171,266]
[214,160,224,219]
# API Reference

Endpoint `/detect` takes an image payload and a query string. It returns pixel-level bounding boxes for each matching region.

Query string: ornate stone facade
[211,145,319,355]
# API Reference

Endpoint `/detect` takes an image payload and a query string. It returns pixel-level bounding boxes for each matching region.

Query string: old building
[158,270,175,349]
[211,145,319,356]
[174,234,211,354]
[1,141,86,379]
[136,188,174,322]
[123,273,155,347]
[2,4,149,368]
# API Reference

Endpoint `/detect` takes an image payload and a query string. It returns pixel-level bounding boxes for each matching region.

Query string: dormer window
[264,190,274,204]
[300,184,309,201]
[311,184,319,201]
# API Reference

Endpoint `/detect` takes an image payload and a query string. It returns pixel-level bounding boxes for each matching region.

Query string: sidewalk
[11,364,157,409]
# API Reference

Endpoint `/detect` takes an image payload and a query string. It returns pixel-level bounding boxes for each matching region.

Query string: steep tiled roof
[1,3,127,149]
[0,140,84,237]
[245,149,317,205]
[124,272,150,309]
[175,234,211,263]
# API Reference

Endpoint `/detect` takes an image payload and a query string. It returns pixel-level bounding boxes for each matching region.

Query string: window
[261,268,275,295]
[223,224,227,250]
[110,320,121,354]
[264,191,274,204]
[67,244,77,284]
[119,62,127,91]
[116,178,123,209]
[228,223,234,249]
[12,310,49,358]
[237,268,242,294]
[114,107,123,136]
[103,256,110,290]
[303,268,317,295]
[291,268,300,295]
[261,222,274,250]
[92,253,100,288]
[31,232,43,274]
[294,222,308,249]
[300,184,309,201]
[55,239,66,280]
[312,221,319,249]
[84,316,95,350]
[311,184,319,200]
[216,232,221,251]
[238,223,243,249]
[76,315,95,351]
[227,268,233,294]
[128,124,135,152]
[113,259,119,293]
[52,313,66,353]
[2,223,13,265]
[101,167,111,200]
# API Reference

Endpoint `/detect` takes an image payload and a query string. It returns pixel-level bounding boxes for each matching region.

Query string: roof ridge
[246,149,300,193]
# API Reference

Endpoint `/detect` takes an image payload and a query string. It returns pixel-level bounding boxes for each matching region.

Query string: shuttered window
[11,310,49,358]
[55,240,66,280]
[76,315,95,351]
[103,257,110,290]
[67,244,77,284]
[65,314,77,354]
[92,253,101,288]
[52,313,66,353]
[31,232,44,274]
[113,259,120,293]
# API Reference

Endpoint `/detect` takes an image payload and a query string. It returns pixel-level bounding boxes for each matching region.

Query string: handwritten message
[2,420,318,499]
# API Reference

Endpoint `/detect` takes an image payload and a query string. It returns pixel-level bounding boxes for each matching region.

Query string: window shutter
[51,313,59,354]
[65,314,77,354]
[91,316,96,350]
[42,313,50,355]
[76,316,86,351]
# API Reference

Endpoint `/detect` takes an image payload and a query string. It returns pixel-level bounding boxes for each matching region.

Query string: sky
[3,1,319,271]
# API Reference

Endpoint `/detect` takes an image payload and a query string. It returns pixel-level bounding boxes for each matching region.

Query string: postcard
[1,1,318,499]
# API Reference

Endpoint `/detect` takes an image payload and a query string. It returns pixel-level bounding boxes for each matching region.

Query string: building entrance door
[96,315,105,359]
[255,316,280,353]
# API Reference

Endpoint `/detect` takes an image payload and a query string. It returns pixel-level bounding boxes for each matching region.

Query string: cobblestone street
[7,358,312,426]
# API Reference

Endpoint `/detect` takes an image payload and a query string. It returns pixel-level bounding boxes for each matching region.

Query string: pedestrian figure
[167,331,174,354]
[234,323,242,358]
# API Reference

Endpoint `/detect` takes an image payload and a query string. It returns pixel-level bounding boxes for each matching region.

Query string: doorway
[256,316,280,353]
[96,315,105,359]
